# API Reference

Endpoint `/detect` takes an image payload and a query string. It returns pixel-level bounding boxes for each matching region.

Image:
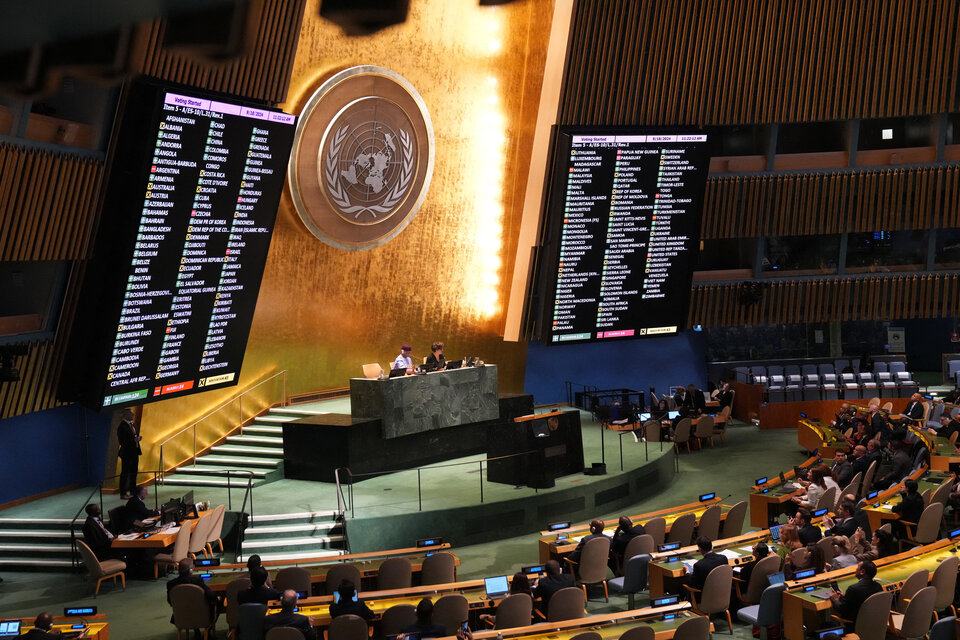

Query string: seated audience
[902,393,924,421]
[238,566,281,605]
[329,580,374,620]
[890,479,924,539]
[567,519,608,565]
[831,450,854,487]
[265,590,316,640]
[737,541,772,586]
[685,537,727,594]
[246,554,273,588]
[792,467,828,511]
[827,536,858,570]
[402,598,446,639]
[823,500,871,540]
[22,612,59,639]
[126,485,160,526]
[785,542,825,578]
[828,560,882,627]
[714,381,734,409]
[480,573,532,626]
[875,440,911,489]
[610,515,645,572]
[793,509,823,545]
[777,524,803,561]
[166,559,219,625]
[930,412,960,441]
[81,503,116,561]
[533,560,575,613]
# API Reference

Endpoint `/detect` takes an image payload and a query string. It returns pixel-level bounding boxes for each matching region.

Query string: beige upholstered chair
[564,536,611,601]
[170,583,214,639]
[420,551,457,585]
[899,502,944,550]
[361,363,383,379]
[931,555,959,620]
[816,537,836,565]
[225,576,252,637]
[205,504,227,554]
[815,486,838,511]
[379,604,417,637]
[155,523,192,578]
[693,415,714,448]
[839,472,862,508]
[684,564,733,634]
[76,539,126,596]
[830,590,893,639]
[490,593,532,630]
[617,626,655,640]
[432,594,468,636]
[324,563,362,595]
[642,420,660,442]
[545,586,585,622]
[720,501,747,539]
[672,614,710,640]
[735,554,780,606]
[377,557,412,590]
[666,512,696,546]
[621,534,655,562]
[643,517,666,546]
[861,460,879,497]
[673,418,692,453]
[188,514,217,559]
[888,585,936,638]
[895,569,929,613]
[713,406,731,445]
[327,614,368,640]
[696,505,721,541]
[274,567,311,594]
[266,628,305,640]
[569,633,601,640]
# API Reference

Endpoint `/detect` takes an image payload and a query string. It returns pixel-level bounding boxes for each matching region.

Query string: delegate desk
[781,537,960,640]
[206,546,458,592]
[111,507,215,549]
[350,365,499,439]
[861,468,951,532]
[9,614,109,639]
[537,496,727,564]
[436,603,710,640]
[797,419,846,458]
[749,454,822,528]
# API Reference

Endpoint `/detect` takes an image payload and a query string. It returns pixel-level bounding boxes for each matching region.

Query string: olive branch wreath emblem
[324,124,414,219]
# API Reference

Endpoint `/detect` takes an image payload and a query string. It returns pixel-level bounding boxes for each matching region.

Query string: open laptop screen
[0,621,21,637]
[484,575,509,597]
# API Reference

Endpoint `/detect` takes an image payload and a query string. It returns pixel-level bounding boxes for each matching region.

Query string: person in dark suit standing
[329,581,374,621]
[567,519,609,565]
[117,408,141,499]
[238,566,281,605]
[828,560,882,627]
[902,393,924,421]
[533,560,575,613]
[82,503,115,561]
[686,537,728,594]
[265,590,316,640]
[126,485,159,526]
[166,559,220,627]
[21,612,60,639]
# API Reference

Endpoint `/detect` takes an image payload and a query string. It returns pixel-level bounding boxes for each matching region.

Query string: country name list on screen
[549,132,709,343]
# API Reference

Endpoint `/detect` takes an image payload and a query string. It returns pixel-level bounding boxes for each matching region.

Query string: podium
[485,410,584,488]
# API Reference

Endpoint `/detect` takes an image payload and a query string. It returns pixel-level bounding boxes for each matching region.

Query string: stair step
[239,549,343,563]
[163,477,270,488]
[244,523,342,538]
[254,415,303,423]
[172,466,269,478]
[249,511,340,523]
[244,425,284,435]
[199,455,281,468]
[0,530,73,539]
[0,518,77,526]
[211,444,284,456]
[241,535,344,548]
[225,435,284,446]
[0,558,75,569]
[269,407,331,416]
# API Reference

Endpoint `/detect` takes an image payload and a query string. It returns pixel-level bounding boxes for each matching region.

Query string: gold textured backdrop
[138,0,553,472]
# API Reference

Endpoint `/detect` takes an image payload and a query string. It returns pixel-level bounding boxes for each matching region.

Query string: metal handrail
[158,370,287,480]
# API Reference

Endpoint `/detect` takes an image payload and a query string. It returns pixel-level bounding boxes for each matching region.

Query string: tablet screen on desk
[484,575,509,597]
[0,621,20,637]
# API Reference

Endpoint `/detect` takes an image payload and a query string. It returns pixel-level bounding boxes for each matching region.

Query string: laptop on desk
[484,575,510,599]
[446,359,463,370]
[0,621,20,637]
[388,367,407,378]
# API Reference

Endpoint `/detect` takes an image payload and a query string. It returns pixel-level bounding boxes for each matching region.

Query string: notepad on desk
[117,533,140,540]
[718,549,741,560]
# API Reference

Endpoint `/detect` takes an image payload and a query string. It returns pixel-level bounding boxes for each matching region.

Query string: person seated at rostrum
[828,560,882,628]
[238,566,281,605]
[392,343,413,371]
[425,342,446,370]
[533,560,574,613]
[81,503,117,561]
[401,598,447,638]
[265,590,316,640]
[125,485,159,526]
[329,580,374,620]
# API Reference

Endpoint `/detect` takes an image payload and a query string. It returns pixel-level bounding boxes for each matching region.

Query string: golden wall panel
[139,0,554,471]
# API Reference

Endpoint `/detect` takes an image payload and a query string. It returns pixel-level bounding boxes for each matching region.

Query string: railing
[334,450,542,519]
[158,370,287,480]
[565,381,599,409]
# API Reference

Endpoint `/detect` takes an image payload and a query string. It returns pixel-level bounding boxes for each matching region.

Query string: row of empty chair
[734,360,918,401]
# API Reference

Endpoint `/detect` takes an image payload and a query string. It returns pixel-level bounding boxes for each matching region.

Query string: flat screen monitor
[529,126,711,344]
[58,77,297,409]
[416,537,442,547]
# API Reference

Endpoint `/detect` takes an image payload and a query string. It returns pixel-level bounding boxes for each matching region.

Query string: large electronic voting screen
[61,78,296,409]
[541,127,711,344]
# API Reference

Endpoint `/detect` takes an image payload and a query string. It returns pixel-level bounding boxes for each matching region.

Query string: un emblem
[289,66,434,250]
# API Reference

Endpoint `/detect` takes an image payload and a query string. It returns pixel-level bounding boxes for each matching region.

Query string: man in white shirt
[392,343,413,370]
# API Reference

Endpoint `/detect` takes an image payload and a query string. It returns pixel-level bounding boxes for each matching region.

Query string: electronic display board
[60,78,296,409]
[536,127,711,344]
